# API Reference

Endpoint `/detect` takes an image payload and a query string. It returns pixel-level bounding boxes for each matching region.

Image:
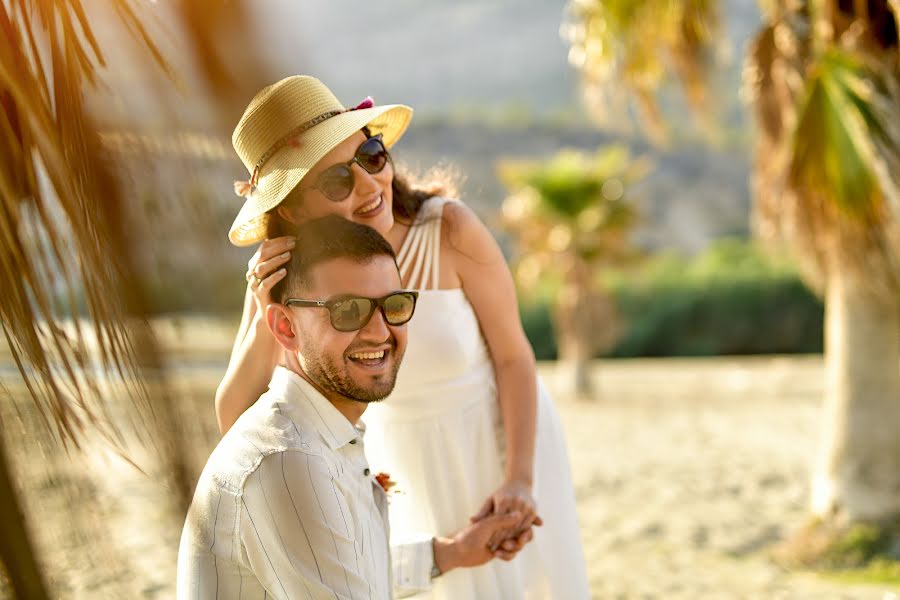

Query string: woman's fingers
[260,269,287,291]
[253,252,292,280]
[248,237,295,272]
[497,496,527,516]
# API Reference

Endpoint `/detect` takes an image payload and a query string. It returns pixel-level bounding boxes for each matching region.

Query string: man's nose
[358,306,390,342]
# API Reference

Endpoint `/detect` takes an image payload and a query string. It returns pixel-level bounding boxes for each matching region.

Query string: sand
[2,350,898,599]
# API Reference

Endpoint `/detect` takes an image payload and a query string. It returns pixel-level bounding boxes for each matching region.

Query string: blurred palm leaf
[789,50,882,216]
[0,0,172,450]
[562,0,721,141]
[744,2,900,292]
[1,1,270,596]
[788,49,900,222]
[499,146,648,287]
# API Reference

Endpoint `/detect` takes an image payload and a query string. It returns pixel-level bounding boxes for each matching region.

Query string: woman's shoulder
[416,195,461,221]
[431,198,496,260]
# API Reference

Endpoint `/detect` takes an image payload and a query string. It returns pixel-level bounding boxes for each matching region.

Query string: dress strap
[396,197,452,290]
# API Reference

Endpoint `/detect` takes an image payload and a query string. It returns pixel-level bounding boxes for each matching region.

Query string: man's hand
[432,511,537,574]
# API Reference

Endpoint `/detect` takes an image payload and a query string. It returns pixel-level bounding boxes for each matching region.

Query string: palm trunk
[811,269,900,523]
[554,257,595,399]
[0,428,49,599]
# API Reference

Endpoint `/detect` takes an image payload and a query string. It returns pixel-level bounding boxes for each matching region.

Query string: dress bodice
[380,198,494,415]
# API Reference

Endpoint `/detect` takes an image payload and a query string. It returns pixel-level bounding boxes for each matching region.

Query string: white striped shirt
[177,367,433,599]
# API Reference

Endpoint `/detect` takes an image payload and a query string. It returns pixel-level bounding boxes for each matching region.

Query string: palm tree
[499,146,648,398]
[745,0,900,533]
[0,1,268,597]
[565,0,900,549]
[561,0,721,143]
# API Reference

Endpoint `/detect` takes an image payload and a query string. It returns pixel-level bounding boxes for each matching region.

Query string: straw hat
[228,76,413,246]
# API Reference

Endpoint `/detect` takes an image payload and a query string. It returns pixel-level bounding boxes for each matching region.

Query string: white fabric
[177,367,434,599]
[364,197,591,599]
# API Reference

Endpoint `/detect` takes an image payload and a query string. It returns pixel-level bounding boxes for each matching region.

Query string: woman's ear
[275,203,295,224]
[276,191,305,225]
[266,303,301,351]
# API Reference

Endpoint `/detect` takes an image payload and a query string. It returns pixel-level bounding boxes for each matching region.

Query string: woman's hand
[245,236,295,313]
[470,479,540,549]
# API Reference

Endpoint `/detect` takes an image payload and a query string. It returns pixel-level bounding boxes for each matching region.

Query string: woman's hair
[390,166,458,224]
[263,129,459,239]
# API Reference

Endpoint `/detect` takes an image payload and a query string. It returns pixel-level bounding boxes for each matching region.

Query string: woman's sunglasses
[285,291,418,332]
[300,134,391,202]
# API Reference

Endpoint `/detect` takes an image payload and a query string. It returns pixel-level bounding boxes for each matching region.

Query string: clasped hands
[433,478,540,576]
[473,479,541,556]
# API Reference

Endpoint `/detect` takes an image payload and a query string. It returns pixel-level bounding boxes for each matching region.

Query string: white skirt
[363,376,590,600]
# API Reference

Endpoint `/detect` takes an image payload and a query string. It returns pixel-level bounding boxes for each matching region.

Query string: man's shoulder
[200,389,326,495]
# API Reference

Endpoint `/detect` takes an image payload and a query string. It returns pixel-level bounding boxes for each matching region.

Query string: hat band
[234,96,375,198]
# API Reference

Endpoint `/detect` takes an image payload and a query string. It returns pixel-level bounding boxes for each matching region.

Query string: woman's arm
[215,236,294,434]
[442,203,538,517]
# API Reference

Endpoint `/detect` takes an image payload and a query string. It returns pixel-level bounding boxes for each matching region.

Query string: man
[177,216,535,599]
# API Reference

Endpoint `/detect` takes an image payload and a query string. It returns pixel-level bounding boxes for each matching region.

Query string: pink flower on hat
[350,97,374,111]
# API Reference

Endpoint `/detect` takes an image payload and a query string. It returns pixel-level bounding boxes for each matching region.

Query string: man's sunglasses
[300,134,391,202]
[285,291,418,332]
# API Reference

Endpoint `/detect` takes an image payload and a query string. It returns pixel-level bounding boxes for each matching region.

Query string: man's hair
[272,216,397,303]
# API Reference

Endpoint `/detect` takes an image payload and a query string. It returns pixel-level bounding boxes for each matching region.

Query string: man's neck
[283,353,367,425]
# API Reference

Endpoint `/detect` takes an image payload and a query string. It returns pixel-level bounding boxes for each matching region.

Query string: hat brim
[228,103,412,247]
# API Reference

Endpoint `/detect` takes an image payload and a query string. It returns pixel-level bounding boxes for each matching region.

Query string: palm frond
[788,50,880,217]
[562,0,721,142]
[499,146,647,282]
[1,1,273,596]
[745,4,900,295]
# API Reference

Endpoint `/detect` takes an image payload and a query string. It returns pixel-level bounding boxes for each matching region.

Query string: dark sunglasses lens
[330,297,374,331]
[357,138,388,174]
[382,293,416,325]
[318,166,354,201]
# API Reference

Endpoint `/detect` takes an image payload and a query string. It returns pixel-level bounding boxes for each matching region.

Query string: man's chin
[348,382,396,404]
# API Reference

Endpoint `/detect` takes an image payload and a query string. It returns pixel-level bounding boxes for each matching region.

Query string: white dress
[363,197,590,599]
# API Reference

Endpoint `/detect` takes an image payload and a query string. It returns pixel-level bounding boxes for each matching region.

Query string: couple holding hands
[177,76,589,599]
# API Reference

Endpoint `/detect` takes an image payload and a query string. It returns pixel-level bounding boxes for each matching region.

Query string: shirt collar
[269,366,362,451]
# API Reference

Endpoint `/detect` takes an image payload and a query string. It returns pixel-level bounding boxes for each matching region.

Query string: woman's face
[278,131,395,236]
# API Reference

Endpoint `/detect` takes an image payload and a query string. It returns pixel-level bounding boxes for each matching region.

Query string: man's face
[291,255,408,403]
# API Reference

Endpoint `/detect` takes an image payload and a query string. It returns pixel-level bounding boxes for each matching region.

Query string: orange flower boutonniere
[375,472,397,494]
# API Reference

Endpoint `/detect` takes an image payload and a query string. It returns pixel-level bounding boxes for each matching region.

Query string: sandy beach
[2,339,897,598]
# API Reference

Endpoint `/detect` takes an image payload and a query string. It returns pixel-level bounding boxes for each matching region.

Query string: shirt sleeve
[391,538,434,598]
[238,450,372,600]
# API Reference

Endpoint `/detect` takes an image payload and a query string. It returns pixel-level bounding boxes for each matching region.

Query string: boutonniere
[375,472,397,494]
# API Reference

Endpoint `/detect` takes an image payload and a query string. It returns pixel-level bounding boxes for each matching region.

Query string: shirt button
[364,468,371,476]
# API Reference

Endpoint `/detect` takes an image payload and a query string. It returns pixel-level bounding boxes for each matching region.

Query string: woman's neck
[384,220,411,254]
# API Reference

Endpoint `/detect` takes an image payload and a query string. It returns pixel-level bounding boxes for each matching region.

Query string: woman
[218,76,589,599]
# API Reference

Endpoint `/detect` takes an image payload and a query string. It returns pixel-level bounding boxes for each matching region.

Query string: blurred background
[2,0,900,598]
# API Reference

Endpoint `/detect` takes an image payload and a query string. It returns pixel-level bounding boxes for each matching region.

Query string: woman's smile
[354,194,385,218]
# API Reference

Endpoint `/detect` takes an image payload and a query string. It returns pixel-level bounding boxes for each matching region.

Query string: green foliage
[824,523,892,567]
[776,518,900,584]
[826,558,900,586]
[500,146,648,221]
[519,300,558,360]
[790,49,883,217]
[500,146,647,292]
[520,239,824,358]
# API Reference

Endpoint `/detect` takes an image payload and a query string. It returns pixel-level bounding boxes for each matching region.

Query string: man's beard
[298,336,403,403]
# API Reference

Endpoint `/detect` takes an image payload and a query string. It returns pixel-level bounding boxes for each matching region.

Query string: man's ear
[266,303,301,351]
